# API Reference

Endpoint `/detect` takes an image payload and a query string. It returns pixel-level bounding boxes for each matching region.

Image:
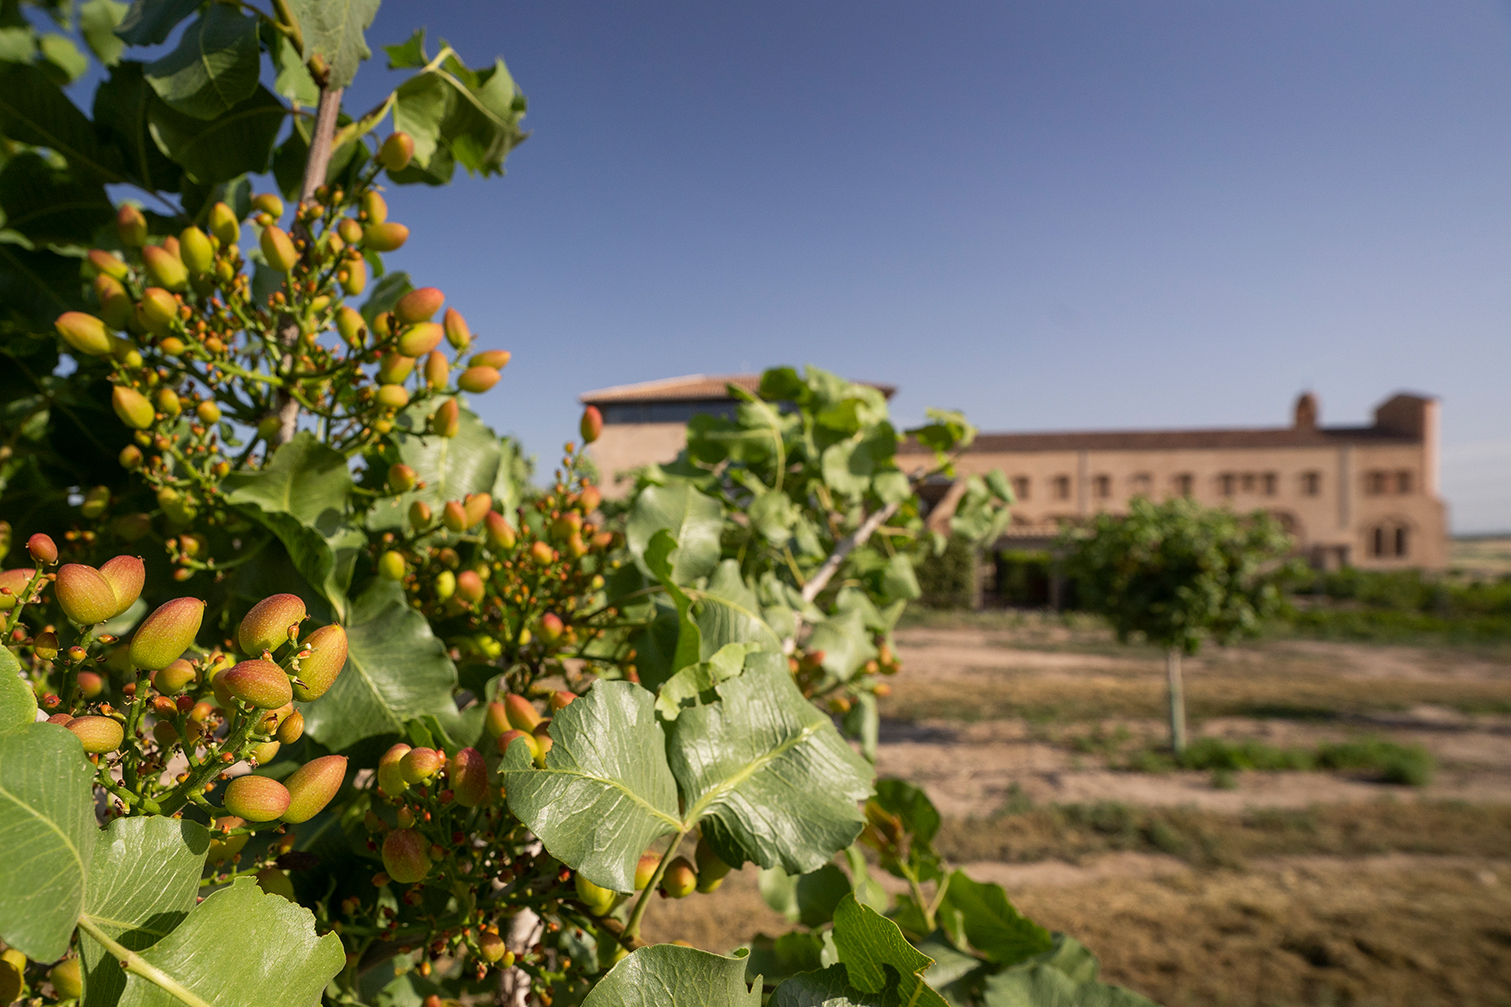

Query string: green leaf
[804,608,876,683]
[366,403,505,535]
[286,0,379,90]
[582,944,759,1007]
[270,33,319,104]
[145,6,261,120]
[502,681,680,892]
[769,965,885,1007]
[937,871,1054,966]
[384,28,427,69]
[828,894,950,1007]
[38,33,88,82]
[642,530,703,678]
[301,578,460,753]
[668,663,872,874]
[80,816,210,1007]
[222,431,364,617]
[0,151,115,245]
[115,0,200,46]
[655,641,762,721]
[0,647,37,734]
[0,62,120,181]
[682,562,784,660]
[0,240,85,325]
[626,482,724,585]
[982,965,1160,1007]
[79,0,128,66]
[757,863,852,928]
[93,61,183,193]
[148,84,286,184]
[0,26,37,63]
[391,54,528,180]
[0,723,96,961]
[111,877,344,1007]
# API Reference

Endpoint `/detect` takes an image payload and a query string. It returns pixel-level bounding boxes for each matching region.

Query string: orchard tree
[1059,497,1297,753]
[0,2,1161,1004]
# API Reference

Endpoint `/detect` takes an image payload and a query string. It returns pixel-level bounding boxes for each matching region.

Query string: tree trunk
[1166,647,1186,755]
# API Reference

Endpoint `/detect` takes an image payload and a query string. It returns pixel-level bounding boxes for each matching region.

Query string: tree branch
[782,499,903,652]
[272,85,344,448]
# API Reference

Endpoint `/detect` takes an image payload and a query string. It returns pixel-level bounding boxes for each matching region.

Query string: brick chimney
[1293,392,1318,430]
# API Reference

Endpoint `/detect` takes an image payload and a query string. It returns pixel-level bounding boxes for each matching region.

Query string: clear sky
[156,3,1511,530]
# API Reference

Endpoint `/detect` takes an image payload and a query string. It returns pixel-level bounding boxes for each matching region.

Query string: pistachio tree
[0,3,1161,1004]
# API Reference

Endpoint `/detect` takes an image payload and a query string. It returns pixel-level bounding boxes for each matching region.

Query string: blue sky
[70,1,1511,531]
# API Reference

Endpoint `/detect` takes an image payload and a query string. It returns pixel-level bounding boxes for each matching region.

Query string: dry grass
[877,660,1511,722]
[935,800,1511,867]
[1016,859,1511,1007]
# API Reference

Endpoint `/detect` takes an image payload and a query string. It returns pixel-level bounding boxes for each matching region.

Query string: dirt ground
[649,621,1511,1006]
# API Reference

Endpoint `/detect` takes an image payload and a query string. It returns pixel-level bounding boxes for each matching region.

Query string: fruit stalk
[621,832,687,941]
[76,917,214,1007]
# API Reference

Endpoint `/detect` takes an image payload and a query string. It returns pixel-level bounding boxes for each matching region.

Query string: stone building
[580,375,1448,570]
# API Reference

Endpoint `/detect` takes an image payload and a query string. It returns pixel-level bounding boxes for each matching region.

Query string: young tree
[1059,498,1296,753]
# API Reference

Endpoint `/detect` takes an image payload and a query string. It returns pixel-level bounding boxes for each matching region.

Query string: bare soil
[655,625,1511,1005]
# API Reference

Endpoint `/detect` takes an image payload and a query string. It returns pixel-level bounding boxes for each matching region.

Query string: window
[1093,475,1111,499]
[1218,473,1236,497]
[1261,472,1277,496]
[1173,473,1193,497]
[1052,475,1071,501]
[1240,473,1256,493]
[1129,473,1151,496]
[1365,470,1390,495]
[1395,470,1413,494]
[1011,476,1030,501]
[1368,522,1410,558]
[1301,471,1321,496]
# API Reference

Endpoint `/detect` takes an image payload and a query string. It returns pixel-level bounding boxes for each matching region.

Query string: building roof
[899,425,1418,455]
[580,373,896,405]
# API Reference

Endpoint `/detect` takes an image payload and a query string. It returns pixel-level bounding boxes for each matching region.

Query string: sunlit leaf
[626,483,724,584]
[582,944,759,1007]
[80,816,209,1007]
[0,647,37,734]
[0,723,95,961]
[502,681,680,892]
[287,0,379,90]
[79,0,128,66]
[669,663,872,874]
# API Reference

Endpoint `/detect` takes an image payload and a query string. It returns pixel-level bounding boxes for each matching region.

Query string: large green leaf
[0,647,37,734]
[93,61,183,194]
[0,152,115,245]
[286,0,378,90]
[0,62,121,180]
[80,816,210,1007]
[301,578,459,752]
[938,871,1054,967]
[668,663,872,874]
[0,722,96,961]
[626,483,723,585]
[112,877,344,1007]
[145,6,260,120]
[502,681,680,892]
[115,0,200,46]
[757,863,852,928]
[366,403,504,534]
[582,944,759,1007]
[148,84,286,184]
[827,894,949,1007]
[222,431,364,618]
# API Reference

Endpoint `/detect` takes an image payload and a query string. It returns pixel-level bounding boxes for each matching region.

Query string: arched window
[1368,521,1411,558]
